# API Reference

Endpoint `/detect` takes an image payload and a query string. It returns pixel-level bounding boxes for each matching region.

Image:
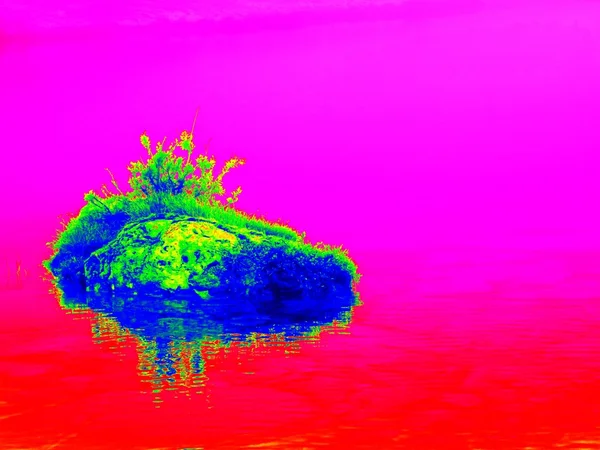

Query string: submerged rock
[64,215,359,307]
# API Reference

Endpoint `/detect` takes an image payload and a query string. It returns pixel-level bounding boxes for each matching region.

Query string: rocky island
[44,120,360,316]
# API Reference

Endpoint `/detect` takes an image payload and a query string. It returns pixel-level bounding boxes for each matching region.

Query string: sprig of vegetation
[127,112,244,208]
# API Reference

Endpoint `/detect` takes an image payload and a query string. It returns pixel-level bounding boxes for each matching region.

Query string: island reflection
[50,281,360,403]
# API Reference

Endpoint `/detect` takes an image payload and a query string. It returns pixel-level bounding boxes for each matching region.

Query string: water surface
[2,1,600,447]
[2,248,600,448]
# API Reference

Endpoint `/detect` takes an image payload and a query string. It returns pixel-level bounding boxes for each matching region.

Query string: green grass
[45,192,305,260]
[44,116,360,286]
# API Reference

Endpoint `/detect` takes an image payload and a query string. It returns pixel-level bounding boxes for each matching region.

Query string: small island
[44,118,360,316]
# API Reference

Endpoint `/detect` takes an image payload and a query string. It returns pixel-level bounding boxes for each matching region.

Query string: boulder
[82,215,356,305]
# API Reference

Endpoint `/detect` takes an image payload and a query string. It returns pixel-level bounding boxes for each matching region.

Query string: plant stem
[187,107,200,165]
[90,196,112,215]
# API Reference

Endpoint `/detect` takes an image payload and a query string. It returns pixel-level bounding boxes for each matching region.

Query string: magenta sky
[1,0,600,260]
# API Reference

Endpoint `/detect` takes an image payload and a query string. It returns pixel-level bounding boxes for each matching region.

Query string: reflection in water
[50,282,360,404]
[6,250,600,447]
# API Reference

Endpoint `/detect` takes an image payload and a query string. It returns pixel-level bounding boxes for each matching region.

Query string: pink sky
[1,0,600,261]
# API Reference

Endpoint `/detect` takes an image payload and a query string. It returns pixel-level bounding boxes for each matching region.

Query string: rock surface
[82,215,355,303]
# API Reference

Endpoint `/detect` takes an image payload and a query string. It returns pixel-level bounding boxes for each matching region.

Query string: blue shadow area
[57,280,359,341]
[53,280,360,385]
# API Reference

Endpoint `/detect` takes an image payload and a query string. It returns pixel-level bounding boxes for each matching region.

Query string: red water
[2,248,600,448]
[2,1,600,448]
